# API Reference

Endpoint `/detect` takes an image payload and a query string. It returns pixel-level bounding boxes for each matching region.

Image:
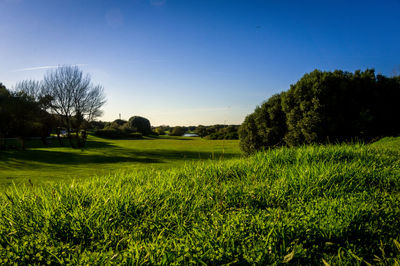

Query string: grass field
[0,135,240,188]
[0,137,399,264]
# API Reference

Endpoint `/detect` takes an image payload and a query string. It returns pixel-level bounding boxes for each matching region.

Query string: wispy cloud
[11,64,87,72]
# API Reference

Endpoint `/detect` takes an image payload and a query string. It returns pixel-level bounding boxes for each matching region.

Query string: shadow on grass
[111,147,239,160]
[3,138,117,150]
[0,136,239,168]
[0,149,162,166]
[0,147,238,166]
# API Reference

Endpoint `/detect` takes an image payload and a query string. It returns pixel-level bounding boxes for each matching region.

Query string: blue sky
[1,0,399,126]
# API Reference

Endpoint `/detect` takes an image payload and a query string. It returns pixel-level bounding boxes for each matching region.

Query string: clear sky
[1,0,399,126]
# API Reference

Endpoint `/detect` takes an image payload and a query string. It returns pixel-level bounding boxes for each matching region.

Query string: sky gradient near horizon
[1,0,400,126]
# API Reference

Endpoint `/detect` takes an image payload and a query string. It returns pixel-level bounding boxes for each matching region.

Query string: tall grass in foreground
[1,142,400,264]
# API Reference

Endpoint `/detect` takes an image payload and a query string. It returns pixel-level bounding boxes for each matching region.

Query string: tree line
[239,69,400,154]
[0,66,105,150]
[92,120,240,139]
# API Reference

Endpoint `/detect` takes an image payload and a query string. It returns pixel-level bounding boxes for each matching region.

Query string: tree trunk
[41,134,48,145]
[67,130,76,149]
[18,137,26,150]
[80,130,87,148]
[65,117,76,149]
[56,127,64,146]
[76,128,82,148]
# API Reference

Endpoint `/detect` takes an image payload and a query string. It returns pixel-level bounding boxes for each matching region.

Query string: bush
[239,93,286,154]
[128,116,152,136]
[112,119,127,126]
[206,131,238,140]
[195,125,239,139]
[154,127,165,135]
[169,126,186,136]
[240,69,400,154]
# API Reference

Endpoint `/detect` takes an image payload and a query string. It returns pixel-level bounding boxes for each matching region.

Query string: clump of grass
[1,141,400,264]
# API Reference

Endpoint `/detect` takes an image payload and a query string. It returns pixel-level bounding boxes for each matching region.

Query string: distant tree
[195,125,207,138]
[89,120,107,130]
[112,119,127,126]
[14,80,42,100]
[169,126,186,136]
[187,126,196,132]
[42,66,106,148]
[6,91,44,149]
[107,119,129,131]
[14,80,56,145]
[128,116,152,135]
[154,127,166,135]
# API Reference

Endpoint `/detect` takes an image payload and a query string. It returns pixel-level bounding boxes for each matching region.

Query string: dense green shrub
[169,126,186,136]
[240,69,400,153]
[207,127,239,140]
[112,119,127,126]
[0,85,55,149]
[154,127,166,135]
[128,116,152,136]
[196,125,239,139]
[239,93,286,154]
[88,120,107,130]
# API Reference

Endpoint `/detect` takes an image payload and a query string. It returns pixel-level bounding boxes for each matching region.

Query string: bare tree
[14,80,42,100]
[43,66,106,148]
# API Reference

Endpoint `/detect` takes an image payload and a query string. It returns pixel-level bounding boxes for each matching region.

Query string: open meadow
[0,137,399,264]
[0,135,240,188]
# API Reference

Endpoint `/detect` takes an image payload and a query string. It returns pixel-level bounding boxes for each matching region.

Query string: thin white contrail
[11,64,87,72]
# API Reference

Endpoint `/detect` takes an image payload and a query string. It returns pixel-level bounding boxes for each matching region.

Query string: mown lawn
[0,135,240,188]
[0,137,399,264]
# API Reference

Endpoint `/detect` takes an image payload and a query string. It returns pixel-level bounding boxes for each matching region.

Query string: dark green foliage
[194,125,208,138]
[112,119,127,126]
[240,69,400,153]
[89,120,107,130]
[0,84,11,148]
[282,69,400,145]
[169,126,186,136]
[195,124,240,139]
[239,93,287,154]
[94,128,142,139]
[207,125,239,140]
[0,83,7,96]
[128,116,152,136]
[238,113,261,154]
[1,140,400,264]
[0,84,55,149]
[154,127,166,135]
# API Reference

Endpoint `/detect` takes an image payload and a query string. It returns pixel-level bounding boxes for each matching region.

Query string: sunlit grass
[0,138,399,264]
[0,135,240,187]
